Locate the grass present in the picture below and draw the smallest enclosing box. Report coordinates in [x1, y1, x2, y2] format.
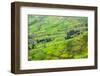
[28, 15, 88, 61]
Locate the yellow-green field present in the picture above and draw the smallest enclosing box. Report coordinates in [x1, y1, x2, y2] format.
[28, 15, 88, 61]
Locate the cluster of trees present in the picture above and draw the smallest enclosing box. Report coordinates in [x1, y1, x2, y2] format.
[28, 15, 88, 60]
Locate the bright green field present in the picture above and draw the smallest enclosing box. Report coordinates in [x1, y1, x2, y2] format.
[28, 15, 88, 61]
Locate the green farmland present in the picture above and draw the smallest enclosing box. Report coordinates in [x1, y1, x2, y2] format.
[28, 15, 88, 60]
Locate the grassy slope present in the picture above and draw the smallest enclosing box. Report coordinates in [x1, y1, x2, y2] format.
[28, 15, 88, 60]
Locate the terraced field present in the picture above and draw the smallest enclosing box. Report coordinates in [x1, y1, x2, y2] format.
[28, 15, 88, 60]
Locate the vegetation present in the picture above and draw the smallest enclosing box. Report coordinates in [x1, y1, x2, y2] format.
[28, 15, 88, 60]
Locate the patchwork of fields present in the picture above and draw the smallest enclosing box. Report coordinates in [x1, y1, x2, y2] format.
[28, 15, 88, 60]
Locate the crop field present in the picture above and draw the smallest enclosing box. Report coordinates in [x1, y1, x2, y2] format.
[28, 15, 88, 61]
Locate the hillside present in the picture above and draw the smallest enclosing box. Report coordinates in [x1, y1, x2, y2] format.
[28, 15, 88, 60]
